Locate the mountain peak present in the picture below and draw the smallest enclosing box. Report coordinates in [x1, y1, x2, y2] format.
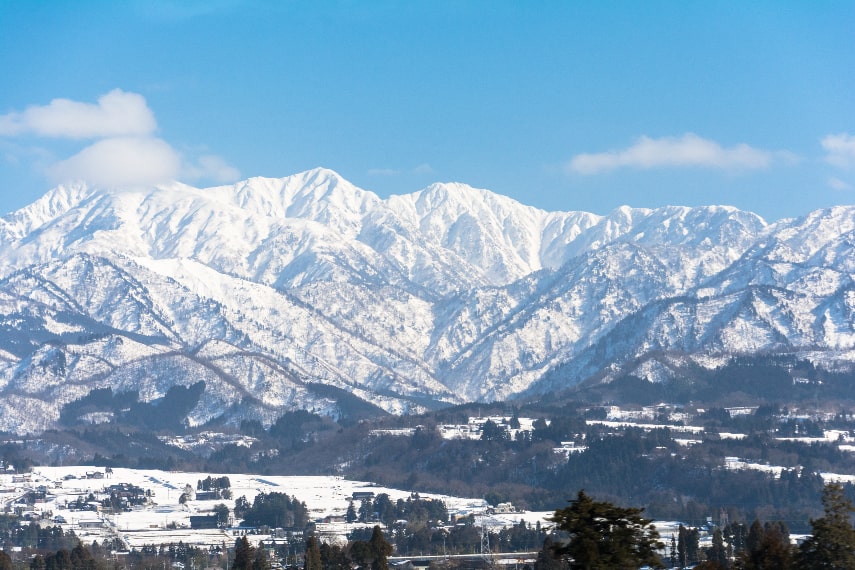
[2, 169, 855, 433]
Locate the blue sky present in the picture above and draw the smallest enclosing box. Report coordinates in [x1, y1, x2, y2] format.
[1, 1, 854, 221]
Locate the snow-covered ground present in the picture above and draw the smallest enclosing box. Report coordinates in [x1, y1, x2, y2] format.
[2, 466, 552, 549]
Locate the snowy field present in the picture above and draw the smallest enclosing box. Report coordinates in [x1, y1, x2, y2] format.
[1, 466, 553, 549]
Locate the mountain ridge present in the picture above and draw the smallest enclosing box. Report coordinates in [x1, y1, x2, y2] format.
[0, 168, 853, 434]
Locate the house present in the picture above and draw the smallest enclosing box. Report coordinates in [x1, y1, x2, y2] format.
[190, 515, 220, 529]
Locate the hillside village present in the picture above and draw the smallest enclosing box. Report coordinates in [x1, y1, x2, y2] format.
[0, 465, 545, 567]
[2, 403, 855, 568]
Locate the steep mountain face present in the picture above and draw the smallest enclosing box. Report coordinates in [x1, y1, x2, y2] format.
[0, 168, 853, 433]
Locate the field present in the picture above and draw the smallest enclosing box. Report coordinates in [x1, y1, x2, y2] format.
[2, 466, 552, 550]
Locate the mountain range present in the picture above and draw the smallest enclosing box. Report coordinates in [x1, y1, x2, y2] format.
[1, 168, 854, 434]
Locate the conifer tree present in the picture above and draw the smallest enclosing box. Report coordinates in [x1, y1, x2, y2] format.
[304, 535, 322, 570]
[548, 490, 664, 569]
[742, 522, 791, 570]
[678, 525, 688, 568]
[232, 536, 255, 570]
[320, 542, 349, 570]
[706, 528, 728, 568]
[252, 546, 270, 570]
[796, 482, 855, 569]
[368, 526, 393, 570]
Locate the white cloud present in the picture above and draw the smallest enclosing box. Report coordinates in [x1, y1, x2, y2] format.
[822, 133, 855, 169]
[567, 133, 773, 175]
[368, 168, 400, 176]
[368, 164, 434, 177]
[1, 89, 241, 188]
[829, 177, 853, 191]
[48, 137, 181, 187]
[183, 154, 241, 184]
[0, 89, 157, 139]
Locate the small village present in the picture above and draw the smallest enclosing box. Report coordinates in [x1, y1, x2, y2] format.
[2, 405, 854, 569]
[0, 463, 554, 569]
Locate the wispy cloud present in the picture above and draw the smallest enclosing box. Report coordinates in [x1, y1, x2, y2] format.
[0, 89, 156, 139]
[567, 133, 776, 175]
[822, 133, 855, 169]
[368, 168, 400, 176]
[0, 90, 239, 188]
[828, 177, 852, 191]
[368, 164, 434, 177]
[183, 154, 241, 184]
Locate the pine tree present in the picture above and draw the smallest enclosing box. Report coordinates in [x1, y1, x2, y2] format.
[358, 499, 374, 523]
[252, 546, 271, 570]
[304, 535, 322, 570]
[533, 537, 565, 570]
[706, 528, 728, 568]
[796, 482, 855, 569]
[678, 525, 688, 568]
[686, 527, 701, 566]
[745, 523, 791, 570]
[232, 536, 255, 570]
[319, 542, 349, 570]
[745, 519, 765, 562]
[368, 526, 393, 570]
[548, 490, 664, 569]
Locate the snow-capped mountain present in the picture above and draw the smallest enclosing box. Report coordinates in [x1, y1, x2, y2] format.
[1, 168, 853, 433]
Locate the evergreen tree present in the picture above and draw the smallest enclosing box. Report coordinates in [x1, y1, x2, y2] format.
[235, 496, 251, 519]
[252, 546, 270, 570]
[70, 543, 95, 570]
[373, 494, 396, 527]
[480, 419, 508, 441]
[44, 549, 71, 570]
[707, 528, 728, 569]
[724, 522, 747, 559]
[0, 551, 11, 570]
[686, 527, 701, 566]
[358, 498, 374, 523]
[348, 540, 373, 570]
[796, 483, 855, 569]
[346, 502, 358, 524]
[304, 535, 322, 570]
[745, 519, 765, 561]
[214, 503, 231, 528]
[548, 490, 664, 569]
[368, 526, 393, 570]
[678, 525, 688, 568]
[533, 537, 565, 570]
[741, 522, 791, 570]
[319, 542, 349, 570]
[232, 536, 255, 570]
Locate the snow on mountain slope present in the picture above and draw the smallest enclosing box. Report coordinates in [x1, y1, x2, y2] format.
[1, 168, 854, 433]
